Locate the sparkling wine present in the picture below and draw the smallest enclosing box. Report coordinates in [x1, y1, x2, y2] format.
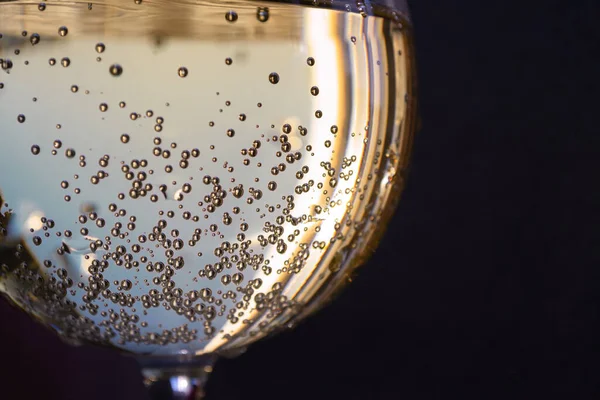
[0, 0, 416, 357]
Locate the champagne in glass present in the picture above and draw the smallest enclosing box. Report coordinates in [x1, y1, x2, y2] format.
[0, 0, 416, 398]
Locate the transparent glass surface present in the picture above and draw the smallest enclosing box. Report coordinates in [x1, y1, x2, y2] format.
[0, 1, 416, 398]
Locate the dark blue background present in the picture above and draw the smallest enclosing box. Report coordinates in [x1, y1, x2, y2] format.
[1, 0, 598, 398]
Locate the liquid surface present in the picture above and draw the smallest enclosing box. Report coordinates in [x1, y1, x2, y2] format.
[0, 0, 415, 357]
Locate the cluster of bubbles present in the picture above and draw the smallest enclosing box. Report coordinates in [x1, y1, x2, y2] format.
[0, 0, 410, 355]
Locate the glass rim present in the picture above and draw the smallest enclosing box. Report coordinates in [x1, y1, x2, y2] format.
[259, 0, 411, 21]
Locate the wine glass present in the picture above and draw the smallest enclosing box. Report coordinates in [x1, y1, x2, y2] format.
[0, 0, 417, 398]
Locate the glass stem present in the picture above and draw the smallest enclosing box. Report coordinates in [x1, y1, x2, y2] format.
[140, 355, 218, 400]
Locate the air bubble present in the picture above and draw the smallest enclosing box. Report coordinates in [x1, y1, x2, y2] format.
[61, 57, 71, 67]
[1, 59, 13, 70]
[269, 72, 280, 84]
[99, 103, 108, 112]
[30, 33, 41, 46]
[95, 43, 105, 53]
[121, 134, 130, 143]
[307, 57, 315, 66]
[109, 64, 123, 77]
[31, 145, 40, 155]
[17, 114, 26, 123]
[178, 67, 188, 77]
[310, 86, 320, 96]
[256, 7, 270, 22]
[58, 26, 68, 37]
[225, 10, 238, 22]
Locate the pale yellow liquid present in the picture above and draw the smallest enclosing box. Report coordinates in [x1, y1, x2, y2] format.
[0, 0, 416, 357]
